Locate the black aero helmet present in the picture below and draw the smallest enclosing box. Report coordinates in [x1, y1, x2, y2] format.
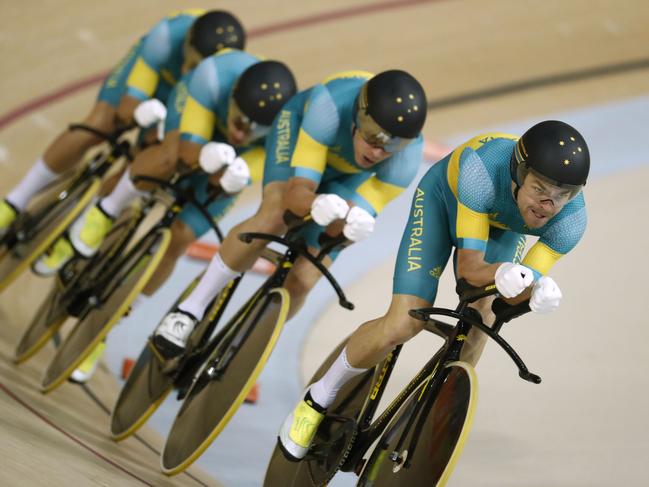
[188, 10, 246, 56]
[511, 120, 590, 194]
[232, 61, 297, 126]
[355, 70, 427, 152]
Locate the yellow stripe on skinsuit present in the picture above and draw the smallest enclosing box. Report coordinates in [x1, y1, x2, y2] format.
[290, 128, 328, 173]
[180, 96, 216, 142]
[321, 70, 374, 84]
[447, 132, 519, 197]
[325, 152, 360, 174]
[126, 59, 160, 97]
[522, 241, 562, 276]
[456, 203, 490, 241]
[356, 177, 403, 213]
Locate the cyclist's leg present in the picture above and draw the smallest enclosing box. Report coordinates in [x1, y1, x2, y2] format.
[33, 129, 176, 276]
[176, 181, 288, 320]
[0, 42, 142, 234]
[282, 252, 332, 319]
[3, 40, 140, 217]
[142, 220, 196, 295]
[0, 101, 118, 234]
[42, 101, 118, 174]
[143, 170, 238, 295]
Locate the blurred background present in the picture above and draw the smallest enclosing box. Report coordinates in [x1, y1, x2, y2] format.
[1, 1, 648, 486]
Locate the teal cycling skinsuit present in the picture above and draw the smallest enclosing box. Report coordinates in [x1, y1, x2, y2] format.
[393, 132, 587, 303]
[170, 49, 266, 238]
[263, 71, 424, 256]
[98, 9, 207, 108]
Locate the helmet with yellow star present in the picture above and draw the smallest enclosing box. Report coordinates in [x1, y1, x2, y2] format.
[229, 60, 297, 141]
[187, 10, 246, 57]
[354, 69, 427, 152]
[511, 120, 590, 198]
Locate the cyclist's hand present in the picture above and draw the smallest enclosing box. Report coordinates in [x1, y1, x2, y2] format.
[199, 142, 236, 174]
[134, 99, 167, 141]
[134, 99, 167, 127]
[495, 262, 533, 298]
[220, 157, 250, 194]
[310, 194, 349, 226]
[343, 206, 375, 242]
[530, 276, 562, 313]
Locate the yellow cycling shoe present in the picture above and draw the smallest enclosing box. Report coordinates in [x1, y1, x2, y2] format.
[69, 341, 106, 384]
[32, 237, 75, 276]
[278, 389, 326, 461]
[69, 203, 114, 257]
[0, 199, 18, 236]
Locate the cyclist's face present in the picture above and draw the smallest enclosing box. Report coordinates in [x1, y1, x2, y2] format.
[226, 98, 270, 146]
[352, 127, 391, 168]
[516, 173, 572, 228]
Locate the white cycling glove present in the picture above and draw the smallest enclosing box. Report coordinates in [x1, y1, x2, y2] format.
[529, 276, 562, 313]
[310, 194, 350, 226]
[199, 142, 237, 174]
[134, 99, 167, 141]
[220, 157, 250, 194]
[343, 206, 375, 242]
[494, 262, 534, 298]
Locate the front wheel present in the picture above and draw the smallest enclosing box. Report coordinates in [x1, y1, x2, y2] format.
[357, 361, 477, 487]
[109, 276, 238, 441]
[161, 287, 290, 476]
[40, 227, 171, 393]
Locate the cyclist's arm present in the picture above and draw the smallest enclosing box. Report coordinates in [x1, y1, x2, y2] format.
[456, 248, 501, 286]
[284, 177, 319, 217]
[177, 60, 221, 164]
[118, 20, 173, 124]
[287, 84, 339, 205]
[178, 140, 201, 169]
[454, 146, 518, 288]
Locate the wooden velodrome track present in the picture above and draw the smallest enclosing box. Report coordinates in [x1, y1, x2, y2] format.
[1, 1, 648, 486]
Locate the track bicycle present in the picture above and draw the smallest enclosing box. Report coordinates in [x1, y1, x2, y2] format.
[158, 216, 355, 476]
[263, 280, 539, 486]
[13, 169, 226, 392]
[0, 123, 135, 293]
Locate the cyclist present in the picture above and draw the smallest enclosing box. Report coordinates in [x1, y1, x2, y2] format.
[0, 9, 245, 237]
[151, 69, 429, 359]
[64, 53, 298, 383]
[277, 120, 589, 460]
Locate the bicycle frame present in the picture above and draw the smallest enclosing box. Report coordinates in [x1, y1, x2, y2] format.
[336, 310, 469, 472]
[62, 170, 227, 321]
[336, 284, 538, 474]
[193, 225, 353, 384]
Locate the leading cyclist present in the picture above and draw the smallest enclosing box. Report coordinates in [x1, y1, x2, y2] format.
[278, 120, 589, 460]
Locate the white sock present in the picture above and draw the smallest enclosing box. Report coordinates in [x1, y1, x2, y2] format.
[99, 169, 145, 218]
[309, 347, 367, 409]
[178, 253, 239, 320]
[7, 158, 60, 210]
